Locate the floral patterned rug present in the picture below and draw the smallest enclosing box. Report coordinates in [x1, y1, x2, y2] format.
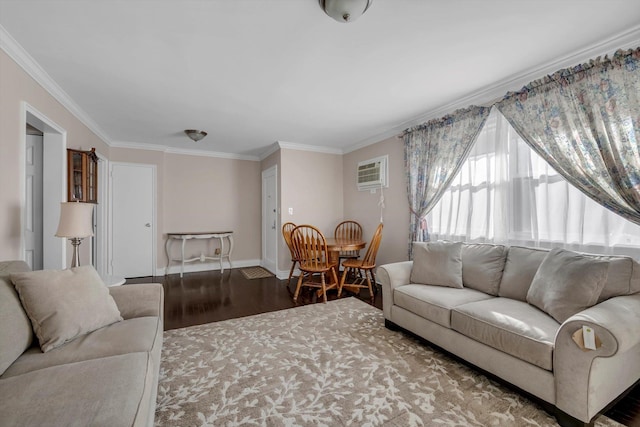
[155, 298, 621, 427]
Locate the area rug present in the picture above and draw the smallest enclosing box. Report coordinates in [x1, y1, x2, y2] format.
[155, 298, 622, 427]
[240, 266, 275, 279]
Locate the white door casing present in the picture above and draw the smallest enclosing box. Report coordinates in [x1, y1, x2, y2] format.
[93, 152, 109, 276]
[24, 134, 43, 270]
[22, 103, 66, 270]
[261, 165, 278, 274]
[109, 162, 156, 278]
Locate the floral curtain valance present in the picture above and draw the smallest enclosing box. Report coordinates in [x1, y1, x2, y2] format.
[404, 105, 491, 256]
[496, 47, 640, 225]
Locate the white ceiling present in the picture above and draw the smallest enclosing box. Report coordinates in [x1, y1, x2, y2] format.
[2, 1, 640, 159]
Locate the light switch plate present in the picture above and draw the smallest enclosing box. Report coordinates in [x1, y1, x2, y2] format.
[583, 325, 596, 350]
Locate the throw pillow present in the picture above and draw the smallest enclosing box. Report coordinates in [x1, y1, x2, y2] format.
[410, 241, 463, 288]
[11, 265, 122, 352]
[526, 248, 608, 323]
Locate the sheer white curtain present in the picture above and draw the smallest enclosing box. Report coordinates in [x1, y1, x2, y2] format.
[428, 108, 640, 257]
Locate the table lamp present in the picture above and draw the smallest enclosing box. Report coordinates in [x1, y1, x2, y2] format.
[55, 202, 95, 268]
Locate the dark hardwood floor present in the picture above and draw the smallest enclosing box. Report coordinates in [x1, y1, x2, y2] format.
[127, 268, 640, 427]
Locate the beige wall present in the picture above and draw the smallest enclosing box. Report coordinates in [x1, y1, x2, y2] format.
[163, 153, 261, 266]
[279, 148, 344, 272]
[342, 136, 409, 267]
[0, 50, 109, 261]
[1, 46, 406, 275]
[110, 148, 262, 270]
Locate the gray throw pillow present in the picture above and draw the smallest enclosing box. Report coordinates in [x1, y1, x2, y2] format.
[11, 265, 122, 352]
[410, 241, 463, 288]
[526, 248, 608, 323]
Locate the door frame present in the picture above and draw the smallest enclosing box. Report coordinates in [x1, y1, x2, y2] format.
[21, 102, 67, 269]
[261, 165, 278, 274]
[108, 161, 157, 277]
[93, 151, 109, 276]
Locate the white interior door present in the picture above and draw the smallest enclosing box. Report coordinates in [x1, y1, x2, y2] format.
[24, 133, 43, 270]
[110, 162, 155, 278]
[261, 166, 278, 274]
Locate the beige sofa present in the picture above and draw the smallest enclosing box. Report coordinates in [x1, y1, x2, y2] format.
[378, 242, 640, 427]
[0, 260, 164, 427]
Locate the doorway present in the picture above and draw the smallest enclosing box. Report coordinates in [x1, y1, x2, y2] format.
[261, 165, 278, 274]
[23, 104, 66, 270]
[24, 126, 43, 270]
[109, 162, 156, 278]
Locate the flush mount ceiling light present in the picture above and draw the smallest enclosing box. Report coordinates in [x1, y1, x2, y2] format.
[184, 129, 207, 142]
[320, 0, 372, 23]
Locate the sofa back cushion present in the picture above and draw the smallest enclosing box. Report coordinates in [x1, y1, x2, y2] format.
[0, 261, 34, 375]
[590, 255, 640, 302]
[461, 243, 507, 296]
[527, 248, 609, 323]
[498, 246, 549, 302]
[499, 245, 640, 303]
[410, 241, 463, 288]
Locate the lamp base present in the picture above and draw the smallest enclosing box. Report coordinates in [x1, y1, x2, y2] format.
[69, 237, 84, 268]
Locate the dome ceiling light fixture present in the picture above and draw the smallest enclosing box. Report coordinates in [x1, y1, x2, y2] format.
[320, 0, 373, 23]
[184, 129, 208, 142]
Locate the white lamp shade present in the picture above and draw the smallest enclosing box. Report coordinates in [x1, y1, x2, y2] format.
[55, 202, 95, 238]
[323, 0, 372, 22]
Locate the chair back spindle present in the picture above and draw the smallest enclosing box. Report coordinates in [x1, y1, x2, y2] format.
[334, 220, 363, 261]
[282, 222, 298, 286]
[290, 225, 337, 303]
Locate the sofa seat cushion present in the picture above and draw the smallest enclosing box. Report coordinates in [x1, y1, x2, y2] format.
[451, 298, 560, 371]
[0, 353, 153, 427]
[2, 316, 162, 378]
[394, 284, 494, 328]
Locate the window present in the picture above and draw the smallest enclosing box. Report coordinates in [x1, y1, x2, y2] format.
[428, 109, 640, 257]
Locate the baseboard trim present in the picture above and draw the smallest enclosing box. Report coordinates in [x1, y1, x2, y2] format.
[156, 259, 262, 277]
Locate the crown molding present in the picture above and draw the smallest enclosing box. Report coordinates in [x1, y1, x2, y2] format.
[0, 24, 113, 145]
[343, 24, 640, 154]
[276, 141, 343, 155]
[110, 140, 260, 161]
[5, 21, 639, 159]
[258, 142, 281, 160]
[165, 146, 259, 161]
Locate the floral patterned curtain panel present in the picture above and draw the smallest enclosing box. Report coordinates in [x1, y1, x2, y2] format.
[497, 47, 640, 225]
[404, 105, 490, 255]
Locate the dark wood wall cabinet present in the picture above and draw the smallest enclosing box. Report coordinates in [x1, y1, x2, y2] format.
[67, 148, 98, 203]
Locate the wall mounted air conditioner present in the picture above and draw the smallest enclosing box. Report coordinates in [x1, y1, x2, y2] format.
[357, 155, 388, 191]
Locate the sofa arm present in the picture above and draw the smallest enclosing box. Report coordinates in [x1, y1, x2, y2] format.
[377, 261, 413, 319]
[109, 283, 164, 320]
[554, 293, 640, 422]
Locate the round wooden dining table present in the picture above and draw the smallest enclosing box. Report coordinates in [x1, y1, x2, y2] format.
[325, 237, 366, 269]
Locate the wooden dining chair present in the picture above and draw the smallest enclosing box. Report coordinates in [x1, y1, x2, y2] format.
[338, 223, 383, 302]
[334, 220, 363, 265]
[282, 222, 298, 286]
[291, 225, 338, 303]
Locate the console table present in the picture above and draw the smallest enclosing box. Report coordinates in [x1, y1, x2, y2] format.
[165, 231, 234, 277]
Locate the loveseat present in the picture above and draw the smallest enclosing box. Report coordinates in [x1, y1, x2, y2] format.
[0, 260, 164, 427]
[378, 242, 640, 427]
